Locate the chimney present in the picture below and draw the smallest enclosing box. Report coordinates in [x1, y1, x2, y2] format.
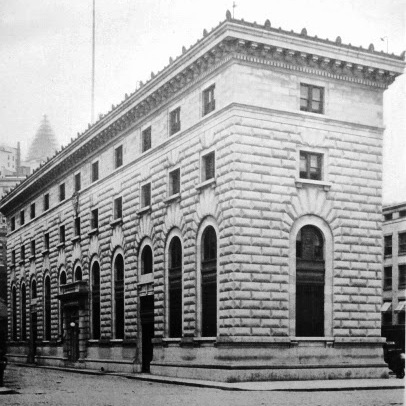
[16, 142, 21, 175]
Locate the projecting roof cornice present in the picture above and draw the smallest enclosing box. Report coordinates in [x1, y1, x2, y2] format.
[1, 13, 405, 214]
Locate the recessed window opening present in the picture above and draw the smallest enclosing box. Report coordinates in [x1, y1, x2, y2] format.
[168, 237, 182, 338]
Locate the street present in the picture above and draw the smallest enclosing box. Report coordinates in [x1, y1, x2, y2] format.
[0, 364, 404, 406]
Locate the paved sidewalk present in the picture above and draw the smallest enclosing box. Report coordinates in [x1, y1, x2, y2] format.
[4, 363, 403, 392]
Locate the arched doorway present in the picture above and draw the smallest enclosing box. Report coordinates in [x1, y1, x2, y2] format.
[295, 225, 325, 337]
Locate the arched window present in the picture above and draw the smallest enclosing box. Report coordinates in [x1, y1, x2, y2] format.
[12, 285, 17, 340]
[201, 226, 217, 337]
[44, 275, 51, 340]
[91, 261, 101, 339]
[21, 283, 27, 341]
[296, 225, 325, 337]
[59, 270, 67, 337]
[141, 245, 153, 275]
[168, 237, 182, 338]
[114, 254, 124, 339]
[75, 266, 82, 281]
[31, 278, 37, 299]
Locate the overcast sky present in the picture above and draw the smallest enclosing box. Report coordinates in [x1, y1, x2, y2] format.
[0, 0, 405, 204]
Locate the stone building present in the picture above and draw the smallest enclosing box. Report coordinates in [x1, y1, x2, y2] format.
[382, 202, 406, 348]
[0, 13, 404, 382]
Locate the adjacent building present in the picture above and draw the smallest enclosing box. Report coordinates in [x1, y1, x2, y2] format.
[382, 202, 406, 349]
[1, 13, 404, 382]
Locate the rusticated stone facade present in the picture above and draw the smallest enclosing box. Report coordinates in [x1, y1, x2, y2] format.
[1, 14, 404, 381]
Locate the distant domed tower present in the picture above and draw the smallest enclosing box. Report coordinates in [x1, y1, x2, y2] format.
[26, 115, 59, 170]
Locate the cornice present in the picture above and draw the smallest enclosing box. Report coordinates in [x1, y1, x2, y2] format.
[1, 14, 404, 215]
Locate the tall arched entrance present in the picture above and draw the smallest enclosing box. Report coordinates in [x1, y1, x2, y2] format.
[295, 225, 325, 337]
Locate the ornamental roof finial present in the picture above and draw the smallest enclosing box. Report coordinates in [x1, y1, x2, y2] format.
[264, 19, 271, 30]
[226, 10, 232, 21]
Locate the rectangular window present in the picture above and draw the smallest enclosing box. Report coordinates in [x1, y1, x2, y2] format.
[20, 210, 25, 226]
[399, 265, 406, 290]
[300, 151, 322, 181]
[384, 235, 392, 256]
[59, 183, 65, 201]
[21, 245, 25, 261]
[203, 85, 216, 115]
[11, 216, 15, 231]
[169, 168, 180, 196]
[141, 183, 151, 208]
[31, 240, 36, 257]
[74, 217, 81, 236]
[92, 161, 99, 182]
[300, 83, 324, 114]
[59, 225, 65, 244]
[44, 233, 50, 251]
[382, 307, 392, 326]
[114, 197, 123, 220]
[383, 266, 392, 291]
[169, 107, 181, 135]
[115, 145, 123, 169]
[399, 210, 406, 218]
[30, 203, 36, 219]
[43, 193, 50, 211]
[11, 249, 16, 265]
[399, 232, 406, 254]
[384, 213, 393, 221]
[202, 151, 215, 181]
[74, 173, 81, 192]
[142, 127, 152, 153]
[91, 208, 99, 229]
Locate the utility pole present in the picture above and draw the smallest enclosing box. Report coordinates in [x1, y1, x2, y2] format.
[91, 0, 96, 123]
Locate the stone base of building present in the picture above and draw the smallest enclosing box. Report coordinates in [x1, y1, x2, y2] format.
[150, 336, 389, 382]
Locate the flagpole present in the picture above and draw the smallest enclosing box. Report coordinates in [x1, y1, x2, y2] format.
[91, 0, 96, 123]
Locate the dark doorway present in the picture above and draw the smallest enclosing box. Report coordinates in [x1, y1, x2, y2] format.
[296, 225, 325, 337]
[66, 308, 79, 363]
[140, 295, 154, 372]
[28, 311, 37, 363]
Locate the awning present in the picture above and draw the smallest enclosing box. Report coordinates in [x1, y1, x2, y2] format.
[395, 301, 405, 313]
[381, 302, 392, 312]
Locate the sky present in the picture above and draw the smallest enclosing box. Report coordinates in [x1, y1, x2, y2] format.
[0, 0, 405, 204]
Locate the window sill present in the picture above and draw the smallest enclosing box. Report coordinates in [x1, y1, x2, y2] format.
[195, 178, 216, 192]
[110, 218, 123, 228]
[42, 250, 49, 256]
[10, 264, 16, 270]
[71, 236, 81, 244]
[57, 242, 65, 250]
[29, 255, 36, 261]
[138, 273, 153, 285]
[137, 206, 151, 216]
[295, 178, 331, 191]
[19, 260, 25, 266]
[164, 193, 181, 205]
[88, 228, 99, 236]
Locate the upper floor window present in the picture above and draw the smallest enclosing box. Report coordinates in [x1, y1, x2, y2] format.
[202, 151, 215, 182]
[141, 245, 153, 275]
[30, 203, 36, 219]
[399, 232, 406, 255]
[399, 210, 406, 218]
[11, 216, 15, 231]
[142, 127, 151, 153]
[383, 266, 392, 291]
[384, 213, 393, 221]
[399, 265, 406, 290]
[11, 249, 16, 266]
[169, 107, 181, 135]
[296, 225, 324, 260]
[59, 183, 66, 201]
[74, 173, 81, 192]
[141, 183, 151, 208]
[114, 197, 123, 220]
[20, 210, 25, 226]
[300, 151, 322, 181]
[300, 83, 324, 114]
[44, 233, 50, 251]
[169, 168, 180, 196]
[43, 193, 50, 211]
[74, 217, 81, 237]
[92, 161, 99, 182]
[21, 244, 25, 261]
[115, 145, 123, 169]
[59, 225, 66, 244]
[91, 208, 99, 230]
[203, 85, 215, 116]
[30, 240, 36, 257]
[384, 235, 392, 257]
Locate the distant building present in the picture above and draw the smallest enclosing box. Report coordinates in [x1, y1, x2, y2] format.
[382, 202, 406, 349]
[0, 14, 405, 382]
[25, 115, 59, 172]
